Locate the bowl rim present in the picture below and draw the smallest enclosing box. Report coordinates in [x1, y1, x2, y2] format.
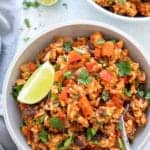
[2, 20, 150, 150]
[87, 0, 150, 22]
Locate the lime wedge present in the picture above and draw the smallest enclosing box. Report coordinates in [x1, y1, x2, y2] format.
[37, 0, 58, 6]
[18, 61, 54, 104]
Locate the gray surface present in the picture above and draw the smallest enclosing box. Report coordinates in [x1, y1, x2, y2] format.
[0, 0, 150, 149]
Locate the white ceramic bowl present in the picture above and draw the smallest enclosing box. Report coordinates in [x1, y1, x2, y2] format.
[87, 0, 150, 22]
[2, 21, 150, 150]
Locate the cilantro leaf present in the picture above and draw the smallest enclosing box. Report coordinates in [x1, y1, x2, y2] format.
[116, 61, 131, 77]
[78, 69, 92, 85]
[63, 42, 72, 52]
[39, 128, 49, 143]
[64, 71, 72, 79]
[86, 128, 97, 140]
[145, 89, 150, 100]
[23, 37, 30, 42]
[96, 39, 105, 45]
[36, 115, 46, 125]
[58, 134, 74, 150]
[24, 18, 31, 28]
[49, 117, 64, 129]
[101, 90, 109, 101]
[12, 85, 23, 99]
[137, 88, 144, 97]
[23, 0, 40, 9]
[124, 87, 131, 97]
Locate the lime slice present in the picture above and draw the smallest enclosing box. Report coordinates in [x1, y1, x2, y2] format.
[37, 0, 58, 6]
[18, 61, 54, 104]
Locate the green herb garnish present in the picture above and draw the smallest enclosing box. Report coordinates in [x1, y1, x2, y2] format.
[24, 18, 31, 28]
[124, 87, 131, 97]
[51, 94, 58, 101]
[39, 128, 49, 143]
[49, 117, 64, 129]
[63, 42, 72, 52]
[86, 128, 97, 140]
[145, 89, 150, 100]
[23, 0, 40, 9]
[78, 69, 92, 85]
[63, 55, 67, 62]
[110, 39, 116, 43]
[96, 39, 105, 45]
[137, 88, 144, 97]
[23, 37, 30, 42]
[36, 115, 46, 125]
[58, 134, 74, 150]
[55, 63, 60, 71]
[57, 82, 62, 93]
[101, 90, 109, 101]
[12, 85, 23, 98]
[116, 61, 131, 77]
[73, 47, 85, 54]
[64, 71, 72, 79]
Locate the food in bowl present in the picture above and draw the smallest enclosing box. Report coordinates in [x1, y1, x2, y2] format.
[94, 0, 150, 17]
[12, 32, 150, 150]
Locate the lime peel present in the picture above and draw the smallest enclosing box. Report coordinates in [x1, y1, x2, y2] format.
[18, 61, 54, 104]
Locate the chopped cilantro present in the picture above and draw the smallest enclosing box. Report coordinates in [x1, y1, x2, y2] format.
[63, 55, 67, 62]
[110, 39, 116, 43]
[137, 88, 144, 97]
[23, 37, 30, 42]
[101, 90, 109, 101]
[78, 69, 92, 85]
[36, 115, 46, 125]
[63, 42, 72, 52]
[57, 82, 62, 93]
[145, 89, 150, 100]
[23, 0, 40, 9]
[86, 128, 97, 140]
[116, 61, 131, 77]
[39, 128, 49, 143]
[96, 39, 105, 45]
[49, 117, 64, 129]
[124, 86, 131, 97]
[55, 63, 60, 71]
[58, 134, 74, 150]
[64, 71, 72, 79]
[12, 85, 23, 99]
[24, 18, 31, 28]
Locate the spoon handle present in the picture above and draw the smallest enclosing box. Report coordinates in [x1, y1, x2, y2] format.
[120, 116, 131, 150]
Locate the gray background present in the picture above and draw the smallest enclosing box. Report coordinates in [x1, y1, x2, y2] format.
[0, 0, 150, 149]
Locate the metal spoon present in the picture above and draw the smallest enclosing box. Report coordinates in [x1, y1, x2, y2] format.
[119, 104, 131, 150]
[0, 13, 11, 53]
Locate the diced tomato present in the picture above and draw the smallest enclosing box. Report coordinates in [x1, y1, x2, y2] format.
[68, 51, 82, 64]
[111, 95, 123, 108]
[59, 87, 69, 102]
[94, 48, 101, 58]
[101, 42, 114, 57]
[78, 97, 94, 117]
[28, 63, 37, 72]
[100, 70, 113, 82]
[85, 62, 96, 72]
